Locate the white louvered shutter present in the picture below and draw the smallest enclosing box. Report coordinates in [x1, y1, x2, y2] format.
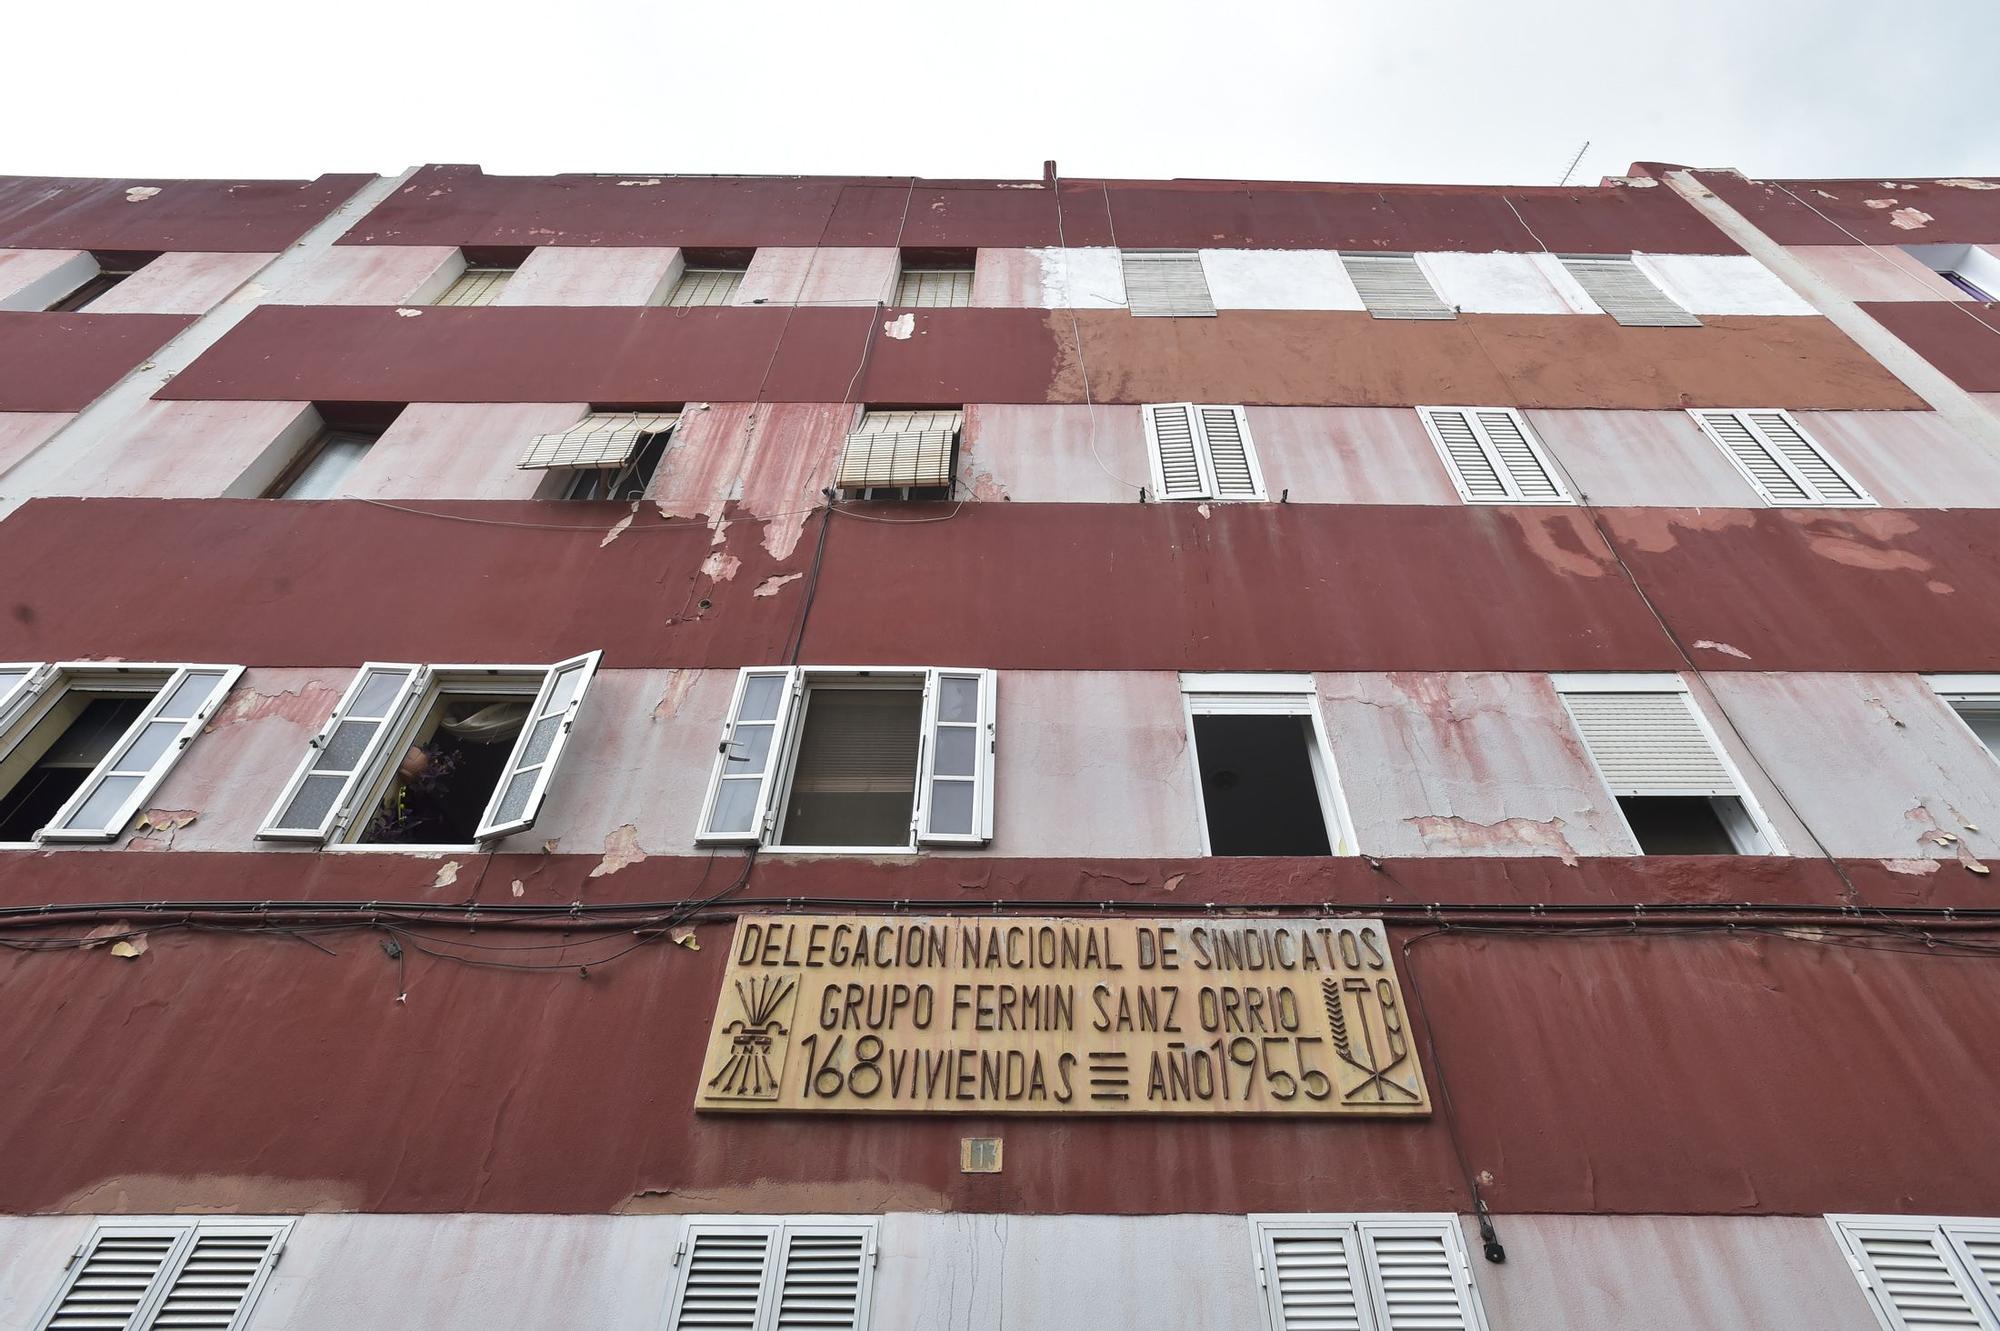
[698, 668, 801, 845]
[145, 1225, 286, 1331]
[1946, 1227, 2000, 1324]
[435, 267, 512, 307]
[1121, 249, 1215, 317]
[670, 268, 747, 307]
[1341, 254, 1454, 319]
[476, 651, 601, 840]
[1197, 405, 1265, 499]
[1145, 403, 1212, 499]
[1690, 409, 1873, 507]
[918, 668, 995, 845]
[38, 1226, 187, 1331]
[1562, 689, 1736, 797]
[41, 666, 243, 843]
[770, 1227, 873, 1331]
[1559, 255, 1699, 326]
[259, 663, 425, 842]
[670, 1227, 778, 1331]
[0, 662, 49, 734]
[1258, 1223, 1371, 1331]
[1839, 1223, 2000, 1331]
[1418, 408, 1570, 504]
[1355, 1223, 1485, 1331]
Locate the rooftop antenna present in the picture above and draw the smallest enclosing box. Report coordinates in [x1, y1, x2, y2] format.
[1557, 140, 1590, 188]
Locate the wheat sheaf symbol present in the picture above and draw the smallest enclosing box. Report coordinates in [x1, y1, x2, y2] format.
[1323, 976, 1420, 1103]
[706, 974, 796, 1098]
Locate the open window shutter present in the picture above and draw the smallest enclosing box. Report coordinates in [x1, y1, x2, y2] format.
[1121, 250, 1215, 317]
[476, 650, 601, 840]
[1257, 1222, 1372, 1331]
[1145, 404, 1213, 500]
[1839, 1222, 2000, 1331]
[41, 666, 243, 843]
[144, 1224, 287, 1331]
[1470, 409, 1566, 501]
[36, 1226, 190, 1331]
[1559, 255, 1699, 326]
[1743, 411, 1869, 504]
[918, 668, 995, 845]
[0, 662, 49, 734]
[519, 413, 678, 471]
[1561, 689, 1736, 796]
[1418, 409, 1508, 502]
[668, 1226, 779, 1331]
[698, 668, 800, 844]
[259, 663, 425, 842]
[770, 1226, 873, 1331]
[1354, 1222, 1485, 1331]
[1945, 1227, 2000, 1322]
[1342, 254, 1453, 319]
[1196, 406, 1265, 500]
[837, 411, 962, 491]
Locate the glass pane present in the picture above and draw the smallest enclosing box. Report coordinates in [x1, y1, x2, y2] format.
[158, 671, 225, 719]
[724, 722, 773, 774]
[61, 774, 143, 831]
[517, 714, 562, 769]
[281, 773, 345, 830]
[117, 719, 184, 773]
[739, 674, 785, 723]
[929, 779, 975, 835]
[709, 778, 759, 835]
[541, 665, 586, 717]
[934, 726, 977, 778]
[0, 670, 26, 696]
[939, 675, 980, 724]
[313, 718, 380, 771]
[493, 770, 538, 827]
[352, 670, 409, 717]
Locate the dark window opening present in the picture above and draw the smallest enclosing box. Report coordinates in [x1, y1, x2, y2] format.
[1193, 714, 1332, 856]
[0, 696, 146, 840]
[561, 428, 673, 501]
[265, 426, 383, 499]
[1618, 795, 1750, 854]
[46, 251, 159, 311]
[778, 687, 922, 847]
[361, 693, 528, 844]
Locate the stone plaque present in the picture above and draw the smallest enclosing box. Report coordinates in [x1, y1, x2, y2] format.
[696, 915, 1429, 1116]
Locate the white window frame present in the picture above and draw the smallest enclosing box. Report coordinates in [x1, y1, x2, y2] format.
[1416, 406, 1573, 505]
[1828, 1214, 2000, 1331]
[1143, 403, 1268, 501]
[1181, 673, 1355, 857]
[663, 1216, 878, 1331]
[1250, 1213, 1491, 1331]
[695, 666, 997, 853]
[1688, 408, 1876, 508]
[1925, 674, 2000, 770]
[1551, 672, 1783, 855]
[281, 656, 600, 850]
[0, 662, 241, 846]
[30, 1217, 294, 1331]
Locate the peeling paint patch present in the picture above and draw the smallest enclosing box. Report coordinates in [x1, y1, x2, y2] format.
[1938, 179, 2000, 190]
[1881, 858, 1942, 876]
[1927, 579, 1956, 595]
[883, 313, 915, 340]
[753, 572, 803, 597]
[124, 186, 160, 203]
[1890, 208, 1934, 231]
[1692, 639, 1752, 660]
[130, 809, 198, 850]
[1508, 511, 1610, 579]
[599, 512, 634, 547]
[651, 670, 697, 723]
[432, 861, 461, 889]
[589, 824, 647, 878]
[210, 679, 342, 730]
[1864, 199, 1898, 210]
[394, 307, 423, 318]
[617, 179, 663, 187]
[1408, 814, 1580, 864]
[510, 879, 525, 897]
[699, 551, 741, 582]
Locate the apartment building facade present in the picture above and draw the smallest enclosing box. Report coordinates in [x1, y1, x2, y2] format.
[0, 161, 1998, 1330]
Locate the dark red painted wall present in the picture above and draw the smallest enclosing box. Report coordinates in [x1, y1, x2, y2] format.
[155, 306, 1917, 410]
[0, 174, 370, 252]
[0, 312, 194, 411]
[337, 165, 1741, 253]
[1859, 301, 2000, 391]
[1698, 170, 2000, 246]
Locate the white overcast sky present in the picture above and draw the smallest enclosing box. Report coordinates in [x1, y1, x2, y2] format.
[7, 0, 1997, 185]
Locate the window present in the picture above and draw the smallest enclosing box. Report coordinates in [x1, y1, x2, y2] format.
[518, 409, 679, 501]
[1143, 403, 1266, 501]
[1941, 271, 1996, 302]
[263, 424, 382, 499]
[1927, 676, 2000, 765]
[1554, 674, 1776, 854]
[1121, 249, 1216, 317]
[664, 1219, 877, 1331]
[1251, 1214, 1491, 1331]
[668, 250, 753, 307]
[1341, 253, 1454, 320]
[1688, 409, 1874, 507]
[895, 250, 975, 307]
[45, 254, 155, 312]
[1828, 1215, 2000, 1331]
[0, 663, 240, 844]
[1417, 406, 1571, 504]
[30, 1219, 291, 1331]
[259, 654, 599, 846]
[434, 254, 520, 306]
[1903, 243, 2000, 304]
[1183, 675, 1349, 857]
[698, 667, 995, 850]
[1558, 254, 1700, 326]
[835, 409, 963, 498]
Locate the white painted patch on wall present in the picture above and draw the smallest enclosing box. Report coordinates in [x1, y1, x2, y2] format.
[883, 312, 915, 339]
[1029, 247, 1126, 308]
[1196, 248, 1361, 310]
[123, 186, 160, 203]
[1423, 253, 1592, 314]
[1636, 254, 1819, 315]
